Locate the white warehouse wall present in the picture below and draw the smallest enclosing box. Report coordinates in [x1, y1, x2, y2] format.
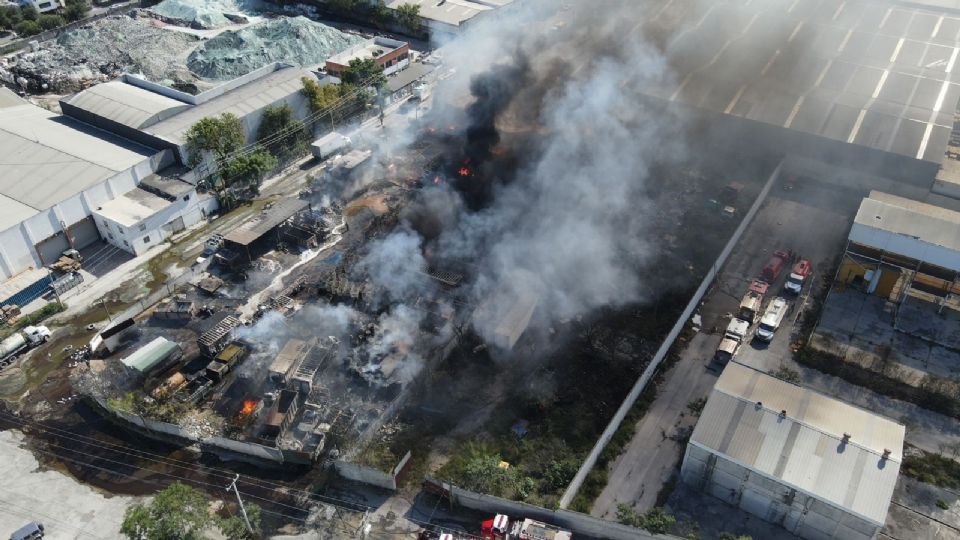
[0, 151, 174, 280]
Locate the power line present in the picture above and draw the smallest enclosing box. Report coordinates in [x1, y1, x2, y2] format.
[2, 414, 482, 538]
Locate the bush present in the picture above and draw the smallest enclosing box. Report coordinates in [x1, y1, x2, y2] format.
[937, 499, 950, 510]
[13, 19, 40, 36]
[616, 505, 676, 534]
[37, 14, 64, 30]
[902, 451, 960, 489]
[63, 0, 90, 22]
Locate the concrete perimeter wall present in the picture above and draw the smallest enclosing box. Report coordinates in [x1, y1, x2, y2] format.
[559, 161, 784, 508]
[425, 478, 678, 540]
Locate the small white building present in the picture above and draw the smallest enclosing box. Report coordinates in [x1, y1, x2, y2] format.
[682, 363, 904, 540]
[92, 173, 216, 256]
[19, 0, 64, 13]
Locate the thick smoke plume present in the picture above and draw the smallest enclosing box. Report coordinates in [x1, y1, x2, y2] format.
[355, 0, 688, 352]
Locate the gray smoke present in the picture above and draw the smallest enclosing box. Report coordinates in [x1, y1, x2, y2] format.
[354, 0, 688, 351]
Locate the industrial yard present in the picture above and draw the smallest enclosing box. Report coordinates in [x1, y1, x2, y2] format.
[4, 0, 960, 539]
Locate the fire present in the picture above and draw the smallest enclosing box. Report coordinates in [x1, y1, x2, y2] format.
[434, 175, 442, 184]
[448, 124, 457, 131]
[239, 399, 257, 417]
[387, 163, 396, 169]
[458, 166, 472, 177]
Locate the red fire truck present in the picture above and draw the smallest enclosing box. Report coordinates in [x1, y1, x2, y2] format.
[480, 514, 573, 540]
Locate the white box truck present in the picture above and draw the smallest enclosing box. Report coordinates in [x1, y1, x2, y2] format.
[311, 132, 351, 161]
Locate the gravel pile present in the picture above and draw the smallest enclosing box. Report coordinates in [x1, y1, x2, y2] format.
[150, 0, 254, 30]
[0, 12, 200, 93]
[187, 16, 364, 80]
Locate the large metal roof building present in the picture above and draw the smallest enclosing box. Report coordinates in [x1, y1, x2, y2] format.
[682, 362, 904, 540]
[0, 91, 170, 279]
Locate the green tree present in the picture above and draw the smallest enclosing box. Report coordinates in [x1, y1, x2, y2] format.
[341, 57, 387, 89]
[458, 453, 515, 497]
[63, 0, 90, 22]
[222, 148, 277, 188]
[220, 504, 261, 539]
[19, 5, 38, 21]
[369, 2, 392, 28]
[121, 482, 213, 540]
[395, 2, 420, 32]
[616, 505, 676, 535]
[302, 77, 368, 126]
[13, 19, 40, 36]
[256, 103, 306, 161]
[184, 113, 245, 167]
[327, 0, 360, 16]
[37, 13, 64, 30]
[0, 5, 23, 30]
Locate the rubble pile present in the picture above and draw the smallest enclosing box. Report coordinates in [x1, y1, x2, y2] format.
[0, 12, 200, 93]
[150, 0, 255, 30]
[186, 16, 364, 80]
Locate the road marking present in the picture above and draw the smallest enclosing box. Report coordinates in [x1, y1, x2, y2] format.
[890, 37, 904, 63]
[948, 47, 959, 73]
[761, 50, 780, 76]
[917, 122, 935, 159]
[814, 59, 834, 87]
[838, 29, 853, 53]
[784, 95, 805, 128]
[833, 1, 845, 21]
[847, 108, 867, 143]
[788, 21, 804, 43]
[725, 85, 747, 114]
[933, 15, 944, 38]
[670, 73, 693, 101]
[653, 0, 677, 21]
[872, 69, 889, 99]
[879, 8, 892, 29]
[935, 79, 951, 111]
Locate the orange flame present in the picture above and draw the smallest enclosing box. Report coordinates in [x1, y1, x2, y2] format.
[458, 167, 471, 177]
[434, 175, 442, 184]
[240, 399, 257, 417]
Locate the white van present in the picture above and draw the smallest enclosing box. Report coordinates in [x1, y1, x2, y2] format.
[756, 297, 789, 342]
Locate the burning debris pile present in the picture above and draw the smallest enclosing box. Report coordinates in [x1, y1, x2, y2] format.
[186, 16, 365, 80]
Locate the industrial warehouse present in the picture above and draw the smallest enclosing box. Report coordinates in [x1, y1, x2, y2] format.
[3, 0, 960, 539]
[682, 363, 904, 540]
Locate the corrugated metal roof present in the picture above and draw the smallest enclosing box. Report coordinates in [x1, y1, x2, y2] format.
[386, 0, 493, 26]
[224, 199, 309, 246]
[692, 363, 904, 526]
[0, 102, 155, 232]
[145, 67, 313, 144]
[121, 336, 180, 373]
[387, 63, 435, 93]
[853, 191, 960, 254]
[62, 81, 191, 129]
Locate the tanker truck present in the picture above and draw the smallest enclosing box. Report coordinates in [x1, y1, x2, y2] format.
[0, 325, 51, 365]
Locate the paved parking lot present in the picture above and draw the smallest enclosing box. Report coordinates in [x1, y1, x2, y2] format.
[593, 162, 960, 536]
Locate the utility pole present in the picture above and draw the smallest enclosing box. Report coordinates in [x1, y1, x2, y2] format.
[226, 474, 254, 535]
[99, 298, 112, 321]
